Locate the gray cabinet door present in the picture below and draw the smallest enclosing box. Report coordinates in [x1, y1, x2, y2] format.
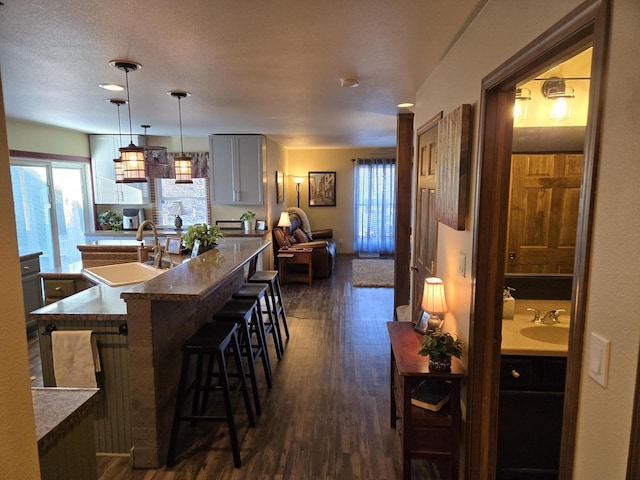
[209, 134, 265, 205]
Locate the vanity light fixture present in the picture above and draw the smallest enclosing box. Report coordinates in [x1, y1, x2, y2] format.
[421, 277, 449, 331]
[541, 77, 574, 121]
[107, 98, 127, 183]
[293, 177, 304, 208]
[277, 211, 292, 249]
[168, 90, 193, 184]
[514, 87, 531, 123]
[110, 60, 147, 183]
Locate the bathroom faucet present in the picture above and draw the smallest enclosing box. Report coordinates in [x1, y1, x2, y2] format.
[136, 220, 163, 268]
[528, 308, 565, 324]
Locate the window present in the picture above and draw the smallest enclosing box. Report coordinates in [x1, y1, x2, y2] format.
[353, 158, 396, 254]
[11, 158, 92, 271]
[155, 178, 210, 227]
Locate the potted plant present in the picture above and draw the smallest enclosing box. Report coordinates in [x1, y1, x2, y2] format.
[97, 210, 123, 231]
[181, 223, 224, 253]
[240, 211, 256, 232]
[418, 330, 464, 372]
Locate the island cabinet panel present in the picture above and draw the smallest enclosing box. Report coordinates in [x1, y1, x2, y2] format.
[209, 134, 265, 204]
[387, 321, 464, 480]
[21, 253, 43, 335]
[38, 317, 132, 454]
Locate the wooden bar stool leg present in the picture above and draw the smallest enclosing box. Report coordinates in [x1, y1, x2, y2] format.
[167, 351, 192, 467]
[273, 275, 290, 341]
[229, 330, 256, 428]
[216, 349, 242, 468]
[250, 303, 272, 388]
[234, 318, 262, 416]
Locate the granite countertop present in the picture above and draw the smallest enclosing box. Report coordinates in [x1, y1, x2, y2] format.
[19, 251, 43, 261]
[29, 237, 269, 320]
[501, 300, 572, 357]
[32, 387, 99, 455]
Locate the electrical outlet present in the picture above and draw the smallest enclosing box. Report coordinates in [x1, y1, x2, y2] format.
[458, 252, 466, 277]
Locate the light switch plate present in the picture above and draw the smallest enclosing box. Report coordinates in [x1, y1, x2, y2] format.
[458, 252, 466, 277]
[589, 331, 610, 387]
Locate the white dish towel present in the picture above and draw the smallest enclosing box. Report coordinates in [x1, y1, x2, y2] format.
[51, 330, 102, 388]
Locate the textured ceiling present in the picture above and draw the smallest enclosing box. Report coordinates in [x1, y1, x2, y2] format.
[0, 0, 486, 148]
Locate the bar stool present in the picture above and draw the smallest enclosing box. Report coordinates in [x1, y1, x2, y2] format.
[248, 270, 290, 347]
[213, 299, 272, 416]
[233, 283, 283, 360]
[166, 321, 254, 468]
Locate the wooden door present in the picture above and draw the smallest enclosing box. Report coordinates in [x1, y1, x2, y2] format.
[411, 114, 441, 319]
[506, 153, 582, 273]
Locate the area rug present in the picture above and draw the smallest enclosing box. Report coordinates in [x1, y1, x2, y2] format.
[352, 259, 394, 287]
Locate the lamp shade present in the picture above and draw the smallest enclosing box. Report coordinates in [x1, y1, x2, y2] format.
[120, 144, 147, 182]
[421, 277, 448, 314]
[113, 158, 124, 183]
[277, 211, 291, 228]
[293, 177, 304, 185]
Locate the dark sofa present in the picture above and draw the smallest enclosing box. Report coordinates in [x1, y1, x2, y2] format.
[272, 213, 336, 278]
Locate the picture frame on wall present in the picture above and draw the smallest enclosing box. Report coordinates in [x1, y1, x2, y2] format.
[308, 171, 336, 207]
[276, 171, 284, 204]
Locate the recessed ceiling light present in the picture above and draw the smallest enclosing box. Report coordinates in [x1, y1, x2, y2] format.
[99, 83, 125, 92]
[397, 102, 414, 108]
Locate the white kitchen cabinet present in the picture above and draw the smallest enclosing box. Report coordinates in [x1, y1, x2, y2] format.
[90, 135, 150, 204]
[209, 134, 266, 205]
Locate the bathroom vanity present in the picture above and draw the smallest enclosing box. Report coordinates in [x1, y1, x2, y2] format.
[497, 302, 570, 479]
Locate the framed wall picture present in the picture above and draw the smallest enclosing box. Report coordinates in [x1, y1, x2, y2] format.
[276, 171, 284, 204]
[308, 171, 336, 207]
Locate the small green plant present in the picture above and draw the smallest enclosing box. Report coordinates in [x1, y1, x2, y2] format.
[239, 211, 256, 221]
[418, 330, 464, 361]
[181, 223, 224, 250]
[97, 210, 123, 231]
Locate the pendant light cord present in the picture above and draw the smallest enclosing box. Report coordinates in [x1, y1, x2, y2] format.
[124, 67, 134, 144]
[178, 96, 184, 155]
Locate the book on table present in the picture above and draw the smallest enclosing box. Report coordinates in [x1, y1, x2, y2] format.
[411, 380, 451, 412]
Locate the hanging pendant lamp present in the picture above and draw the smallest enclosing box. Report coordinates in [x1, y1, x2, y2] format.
[109, 60, 147, 183]
[168, 90, 193, 184]
[107, 98, 127, 183]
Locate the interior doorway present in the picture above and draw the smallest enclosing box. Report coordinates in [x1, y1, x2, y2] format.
[466, 1, 610, 478]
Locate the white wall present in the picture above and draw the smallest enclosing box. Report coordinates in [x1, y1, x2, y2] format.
[0, 75, 42, 478]
[414, 0, 640, 476]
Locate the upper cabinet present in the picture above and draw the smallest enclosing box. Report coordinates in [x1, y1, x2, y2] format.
[209, 134, 266, 205]
[90, 135, 150, 204]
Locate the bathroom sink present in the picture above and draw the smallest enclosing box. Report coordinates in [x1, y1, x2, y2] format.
[519, 325, 570, 345]
[82, 262, 166, 287]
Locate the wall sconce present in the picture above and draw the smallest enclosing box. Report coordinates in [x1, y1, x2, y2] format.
[541, 77, 574, 121]
[293, 177, 304, 208]
[168, 90, 193, 184]
[514, 87, 531, 123]
[421, 277, 449, 331]
[110, 60, 147, 183]
[277, 211, 292, 249]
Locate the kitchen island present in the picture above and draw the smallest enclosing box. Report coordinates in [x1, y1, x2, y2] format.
[31, 237, 269, 468]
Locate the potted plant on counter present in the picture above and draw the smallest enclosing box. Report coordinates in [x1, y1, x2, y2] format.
[98, 210, 123, 231]
[418, 330, 464, 372]
[181, 223, 224, 254]
[240, 211, 256, 232]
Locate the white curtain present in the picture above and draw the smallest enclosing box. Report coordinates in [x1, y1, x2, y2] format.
[353, 158, 396, 254]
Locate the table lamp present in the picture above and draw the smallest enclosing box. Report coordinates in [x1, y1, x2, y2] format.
[421, 277, 449, 331]
[170, 201, 184, 230]
[278, 211, 292, 249]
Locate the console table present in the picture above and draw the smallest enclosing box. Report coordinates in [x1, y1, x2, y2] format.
[387, 321, 464, 479]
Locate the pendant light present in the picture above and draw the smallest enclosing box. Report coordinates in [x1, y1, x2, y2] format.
[107, 98, 127, 183]
[109, 60, 147, 182]
[168, 90, 193, 184]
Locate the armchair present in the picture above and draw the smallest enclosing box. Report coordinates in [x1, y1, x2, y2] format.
[272, 211, 336, 277]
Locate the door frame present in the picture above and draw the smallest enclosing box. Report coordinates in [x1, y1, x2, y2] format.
[466, 0, 610, 477]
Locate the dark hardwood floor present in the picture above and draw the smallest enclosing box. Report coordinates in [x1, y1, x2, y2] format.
[29, 255, 443, 479]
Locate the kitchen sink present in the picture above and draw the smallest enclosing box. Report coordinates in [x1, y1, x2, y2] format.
[519, 325, 570, 345]
[82, 262, 166, 287]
